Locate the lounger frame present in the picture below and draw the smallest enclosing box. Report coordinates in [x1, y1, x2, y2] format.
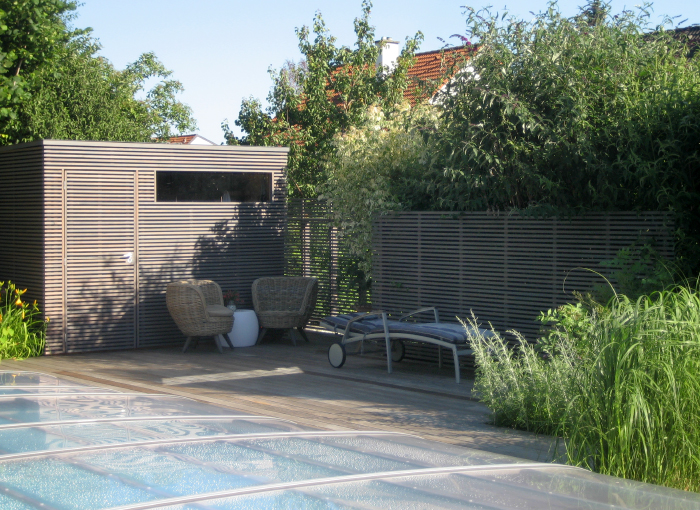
[320, 307, 474, 383]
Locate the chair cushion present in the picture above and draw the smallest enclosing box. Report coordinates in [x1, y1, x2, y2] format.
[206, 305, 234, 318]
[321, 313, 495, 345]
[322, 313, 384, 334]
[398, 322, 495, 344]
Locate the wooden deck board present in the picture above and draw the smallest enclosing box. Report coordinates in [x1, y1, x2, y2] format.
[1, 331, 557, 462]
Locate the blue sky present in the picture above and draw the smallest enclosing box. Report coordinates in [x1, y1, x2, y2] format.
[78, 1, 699, 144]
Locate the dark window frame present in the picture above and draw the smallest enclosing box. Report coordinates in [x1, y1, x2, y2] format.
[156, 171, 272, 203]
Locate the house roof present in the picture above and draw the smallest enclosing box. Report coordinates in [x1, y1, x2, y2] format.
[166, 134, 217, 145]
[670, 25, 700, 58]
[404, 45, 477, 106]
[322, 45, 477, 108]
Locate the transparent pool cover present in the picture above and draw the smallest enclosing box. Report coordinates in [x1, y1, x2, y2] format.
[1, 371, 699, 509]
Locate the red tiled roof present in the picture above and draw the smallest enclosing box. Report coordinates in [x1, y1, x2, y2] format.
[670, 25, 700, 58]
[404, 45, 477, 105]
[166, 135, 197, 144]
[276, 45, 477, 127]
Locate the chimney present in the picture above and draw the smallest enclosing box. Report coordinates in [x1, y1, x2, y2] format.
[375, 37, 400, 74]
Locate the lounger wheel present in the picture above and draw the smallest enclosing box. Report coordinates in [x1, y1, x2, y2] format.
[328, 343, 346, 368]
[391, 339, 405, 362]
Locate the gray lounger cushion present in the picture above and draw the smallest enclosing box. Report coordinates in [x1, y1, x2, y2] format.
[322, 313, 493, 345]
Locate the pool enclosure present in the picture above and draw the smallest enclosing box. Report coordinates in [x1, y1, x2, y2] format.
[0, 140, 289, 354]
[0, 370, 699, 509]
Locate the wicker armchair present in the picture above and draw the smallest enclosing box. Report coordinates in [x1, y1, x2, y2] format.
[252, 277, 318, 345]
[166, 279, 234, 353]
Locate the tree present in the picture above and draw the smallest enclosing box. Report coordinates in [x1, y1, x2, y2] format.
[225, 1, 422, 197]
[0, 0, 79, 141]
[0, 0, 195, 144]
[319, 104, 436, 277]
[418, 1, 700, 273]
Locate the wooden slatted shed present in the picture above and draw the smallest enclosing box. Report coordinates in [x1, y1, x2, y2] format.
[0, 140, 289, 354]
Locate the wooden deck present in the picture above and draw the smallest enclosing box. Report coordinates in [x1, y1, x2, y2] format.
[2, 331, 557, 463]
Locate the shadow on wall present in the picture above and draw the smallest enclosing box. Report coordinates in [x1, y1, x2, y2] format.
[64, 196, 286, 352]
[65, 249, 197, 352]
[192, 202, 286, 310]
[139, 247, 195, 349]
[65, 256, 139, 353]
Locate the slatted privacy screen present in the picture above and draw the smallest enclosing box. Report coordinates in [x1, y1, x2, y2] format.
[0, 140, 288, 354]
[373, 212, 674, 360]
[285, 200, 369, 322]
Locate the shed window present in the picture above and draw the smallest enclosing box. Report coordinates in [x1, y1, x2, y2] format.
[156, 171, 272, 202]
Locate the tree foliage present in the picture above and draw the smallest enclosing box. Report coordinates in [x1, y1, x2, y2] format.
[0, 0, 77, 141]
[0, 0, 195, 144]
[319, 104, 436, 276]
[226, 1, 422, 197]
[414, 1, 700, 273]
[317, 1, 700, 277]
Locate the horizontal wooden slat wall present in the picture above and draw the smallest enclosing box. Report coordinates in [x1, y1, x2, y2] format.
[136, 146, 287, 348]
[37, 140, 288, 353]
[373, 211, 674, 365]
[63, 168, 136, 352]
[0, 145, 45, 322]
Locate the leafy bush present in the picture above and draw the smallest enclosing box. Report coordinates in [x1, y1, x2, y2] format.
[0, 281, 46, 361]
[417, 1, 700, 275]
[595, 243, 679, 302]
[470, 283, 700, 491]
[319, 104, 436, 277]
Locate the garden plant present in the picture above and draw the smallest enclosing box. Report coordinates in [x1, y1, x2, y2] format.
[313, 1, 700, 278]
[0, 281, 46, 361]
[469, 280, 700, 492]
[0, 0, 196, 145]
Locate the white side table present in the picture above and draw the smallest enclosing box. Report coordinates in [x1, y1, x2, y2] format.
[226, 309, 259, 348]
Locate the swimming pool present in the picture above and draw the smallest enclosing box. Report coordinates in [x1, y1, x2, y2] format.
[0, 370, 698, 509]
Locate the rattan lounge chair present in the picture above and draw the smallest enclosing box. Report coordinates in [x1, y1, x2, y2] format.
[320, 307, 496, 383]
[166, 279, 234, 353]
[252, 276, 318, 345]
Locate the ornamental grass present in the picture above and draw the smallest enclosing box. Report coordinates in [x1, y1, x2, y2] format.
[469, 282, 700, 492]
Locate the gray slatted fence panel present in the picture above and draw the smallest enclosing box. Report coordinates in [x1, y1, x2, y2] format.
[373, 211, 674, 366]
[285, 200, 368, 322]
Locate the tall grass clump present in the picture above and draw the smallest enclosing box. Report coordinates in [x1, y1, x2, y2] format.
[470, 283, 700, 492]
[0, 281, 46, 361]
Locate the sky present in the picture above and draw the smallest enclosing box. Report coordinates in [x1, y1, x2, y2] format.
[78, 0, 699, 144]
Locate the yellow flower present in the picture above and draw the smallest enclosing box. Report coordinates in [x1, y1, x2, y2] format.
[21, 311, 25, 319]
[0, 312, 3, 323]
[45, 316, 50, 323]
[15, 298, 22, 307]
[33, 300, 37, 306]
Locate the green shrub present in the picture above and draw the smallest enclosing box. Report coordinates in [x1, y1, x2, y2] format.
[319, 104, 436, 278]
[470, 282, 700, 492]
[595, 243, 679, 302]
[418, 1, 700, 275]
[0, 281, 46, 361]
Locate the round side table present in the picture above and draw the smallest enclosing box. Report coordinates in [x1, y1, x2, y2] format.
[227, 309, 259, 347]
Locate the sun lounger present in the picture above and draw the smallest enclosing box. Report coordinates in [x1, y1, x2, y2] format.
[319, 307, 495, 383]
